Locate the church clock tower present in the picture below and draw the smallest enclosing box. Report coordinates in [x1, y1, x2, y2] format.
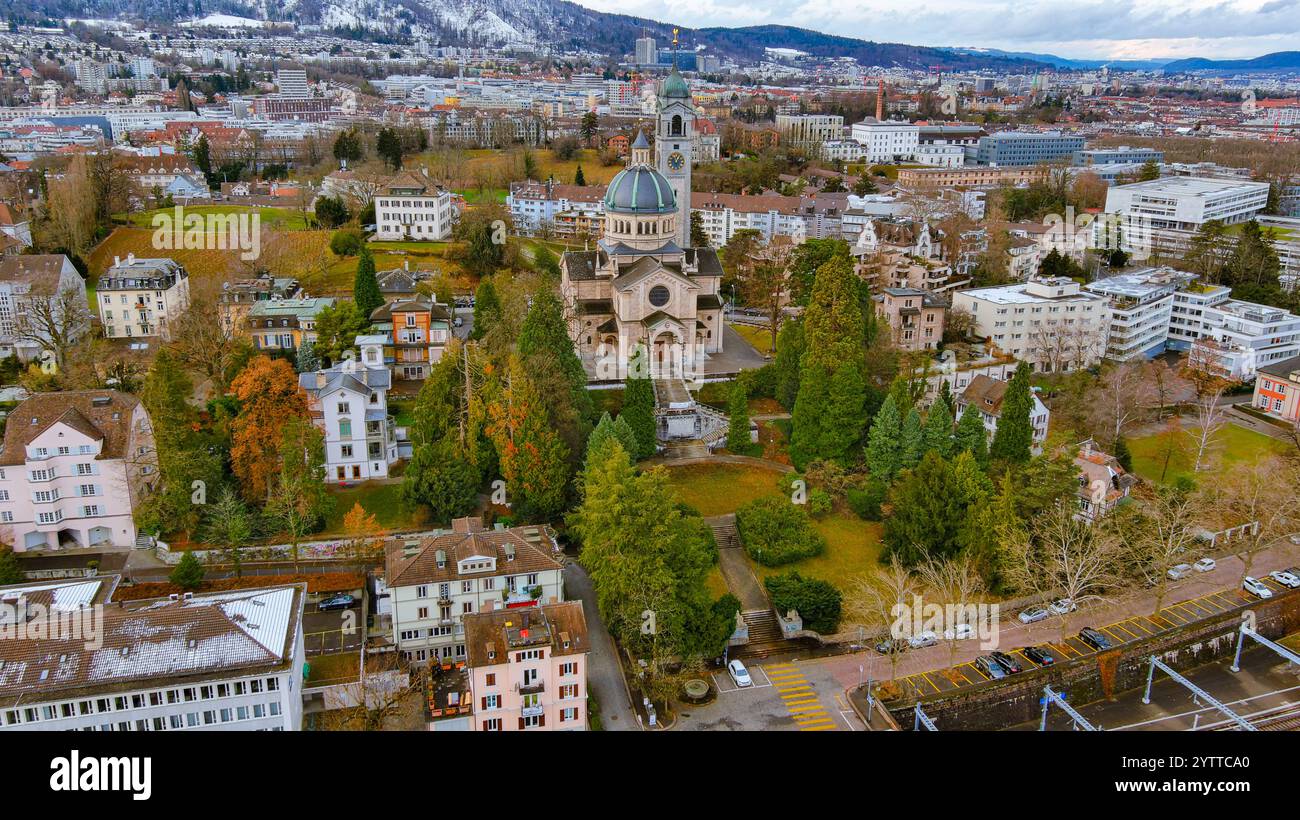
[655, 34, 695, 249]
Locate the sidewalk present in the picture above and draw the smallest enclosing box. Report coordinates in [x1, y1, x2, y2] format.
[562, 562, 639, 731]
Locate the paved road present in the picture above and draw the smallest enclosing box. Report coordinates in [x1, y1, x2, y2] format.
[563, 562, 638, 731]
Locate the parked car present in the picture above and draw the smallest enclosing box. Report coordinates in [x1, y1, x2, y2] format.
[1287, 566, 1300, 579]
[874, 638, 907, 655]
[990, 651, 1022, 674]
[943, 623, 976, 641]
[1021, 646, 1056, 667]
[1078, 627, 1112, 650]
[728, 659, 752, 688]
[1018, 607, 1049, 624]
[1194, 558, 1217, 573]
[453, 316, 464, 327]
[317, 593, 356, 612]
[1049, 598, 1078, 615]
[1268, 570, 1300, 589]
[1167, 563, 1194, 580]
[907, 631, 939, 649]
[974, 655, 1007, 680]
[1243, 576, 1274, 599]
[1289, 534, 1300, 546]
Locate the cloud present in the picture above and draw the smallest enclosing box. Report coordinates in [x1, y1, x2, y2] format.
[574, 0, 1300, 60]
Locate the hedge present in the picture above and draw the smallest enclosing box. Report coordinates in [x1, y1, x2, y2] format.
[734, 496, 825, 567]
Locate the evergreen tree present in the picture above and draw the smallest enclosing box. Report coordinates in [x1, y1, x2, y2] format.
[0, 546, 22, 585]
[620, 347, 658, 460]
[899, 408, 924, 471]
[883, 452, 967, 565]
[789, 256, 866, 468]
[470, 276, 501, 341]
[937, 380, 953, 415]
[726, 381, 752, 453]
[771, 316, 805, 410]
[922, 396, 954, 458]
[990, 362, 1034, 464]
[586, 413, 639, 467]
[864, 394, 902, 484]
[1112, 434, 1133, 473]
[954, 402, 989, 468]
[194, 134, 212, 186]
[574, 165, 586, 186]
[486, 356, 572, 520]
[295, 342, 319, 374]
[352, 246, 383, 319]
[376, 127, 403, 169]
[400, 433, 481, 523]
[169, 551, 205, 591]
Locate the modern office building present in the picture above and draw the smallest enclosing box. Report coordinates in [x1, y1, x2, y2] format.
[1102, 176, 1270, 232]
[775, 114, 845, 153]
[971, 131, 1085, 166]
[1073, 146, 1164, 167]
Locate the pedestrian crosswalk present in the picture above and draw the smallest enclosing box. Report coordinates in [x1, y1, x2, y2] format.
[765, 662, 837, 731]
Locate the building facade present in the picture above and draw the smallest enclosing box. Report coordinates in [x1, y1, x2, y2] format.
[374, 171, 455, 241]
[0, 254, 88, 362]
[97, 255, 191, 341]
[951, 277, 1110, 373]
[1253, 355, 1300, 423]
[298, 338, 398, 482]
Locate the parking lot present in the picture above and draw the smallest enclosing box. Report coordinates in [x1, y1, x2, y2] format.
[303, 599, 364, 656]
[676, 660, 863, 731]
[888, 575, 1294, 702]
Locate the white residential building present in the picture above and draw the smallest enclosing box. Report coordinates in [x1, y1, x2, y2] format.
[849, 119, 920, 163]
[1190, 299, 1300, 381]
[1167, 281, 1233, 350]
[0, 254, 88, 362]
[913, 143, 966, 168]
[298, 338, 399, 483]
[775, 114, 844, 153]
[821, 139, 867, 162]
[384, 517, 565, 665]
[97, 255, 191, 341]
[374, 170, 455, 241]
[1085, 268, 1193, 361]
[954, 374, 1051, 454]
[507, 178, 605, 235]
[0, 578, 306, 732]
[0, 390, 156, 552]
[951, 277, 1110, 373]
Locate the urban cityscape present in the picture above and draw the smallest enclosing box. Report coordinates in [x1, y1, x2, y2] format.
[0, 0, 1298, 783]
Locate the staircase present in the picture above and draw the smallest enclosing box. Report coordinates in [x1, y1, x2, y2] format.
[709, 519, 739, 550]
[735, 610, 788, 659]
[661, 439, 710, 460]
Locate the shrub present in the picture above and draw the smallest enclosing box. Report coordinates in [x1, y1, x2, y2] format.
[168, 551, 205, 591]
[330, 228, 364, 257]
[806, 487, 832, 517]
[846, 479, 887, 521]
[764, 572, 842, 634]
[734, 497, 825, 567]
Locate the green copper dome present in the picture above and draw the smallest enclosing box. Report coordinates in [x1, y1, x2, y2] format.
[604, 165, 676, 214]
[661, 69, 691, 99]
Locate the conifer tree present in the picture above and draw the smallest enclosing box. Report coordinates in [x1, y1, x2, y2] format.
[620, 346, 658, 460]
[990, 362, 1034, 464]
[922, 396, 954, 458]
[726, 381, 752, 453]
[899, 407, 924, 470]
[865, 394, 902, 484]
[352, 246, 383, 319]
[954, 402, 989, 468]
[470, 276, 501, 341]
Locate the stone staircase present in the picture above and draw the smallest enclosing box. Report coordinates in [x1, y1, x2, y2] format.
[709, 519, 739, 550]
[734, 609, 788, 659]
[661, 439, 710, 460]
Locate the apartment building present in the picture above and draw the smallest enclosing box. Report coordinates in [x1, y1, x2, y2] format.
[384, 518, 565, 665]
[1085, 268, 1193, 361]
[690, 191, 845, 247]
[1189, 299, 1300, 381]
[951, 277, 1110, 372]
[0, 390, 156, 553]
[464, 600, 589, 731]
[368, 296, 453, 380]
[0, 254, 88, 362]
[0, 578, 306, 732]
[298, 338, 397, 482]
[507, 178, 606, 236]
[374, 170, 455, 241]
[954, 374, 1051, 453]
[876, 287, 946, 352]
[97, 255, 191, 341]
[849, 118, 920, 163]
[897, 165, 1049, 190]
[247, 297, 335, 352]
[1252, 355, 1300, 423]
[775, 114, 844, 153]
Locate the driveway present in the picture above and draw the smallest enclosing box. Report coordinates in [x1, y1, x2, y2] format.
[563, 562, 639, 730]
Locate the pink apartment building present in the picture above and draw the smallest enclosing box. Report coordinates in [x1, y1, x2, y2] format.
[464, 601, 589, 731]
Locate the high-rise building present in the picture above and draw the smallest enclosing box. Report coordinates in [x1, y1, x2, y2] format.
[275, 69, 310, 99]
[635, 36, 657, 67]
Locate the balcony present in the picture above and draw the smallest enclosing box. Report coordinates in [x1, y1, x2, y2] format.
[517, 681, 545, 696]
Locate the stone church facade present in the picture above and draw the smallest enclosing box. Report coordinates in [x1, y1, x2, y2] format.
[560, 69, 726, 381]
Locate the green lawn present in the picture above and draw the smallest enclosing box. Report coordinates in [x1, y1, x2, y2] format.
[588, 387, 624, 417]
[749, 512, 885, 596]
[322, 482, 429, 533]
[454, 187, 508, 205]
[1128, 421, 1289, 484]
[305, 652, 360, 686]
[662, 462, 786, 516]
[728, 322, 775, 355]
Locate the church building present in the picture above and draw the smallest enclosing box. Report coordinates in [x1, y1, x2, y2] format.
[560, 68, 726, 380]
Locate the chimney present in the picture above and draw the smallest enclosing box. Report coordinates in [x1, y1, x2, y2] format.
[126, 252, 135, 265]
[403, 259, 409, 271]
[114, 255, 121, 266]
[315, 372, 327, 389]
[876, 79, 884, 121]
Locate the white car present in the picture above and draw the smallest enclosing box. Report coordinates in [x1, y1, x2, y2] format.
[1243, 577, 1273, 599]
[727, 659, 752, 688]
[943, 623, 975, 641]
[1193, 558, 1216, 573]
[1049, 598, 1077, 615]
[1268, 570, 1300, 589]
[1167, 563, 1193, 580]
[907, 631, 939, 649]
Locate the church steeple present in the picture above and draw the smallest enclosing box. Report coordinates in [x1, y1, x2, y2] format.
[629, 129, 651, 166]
[654, 39, 695, 249]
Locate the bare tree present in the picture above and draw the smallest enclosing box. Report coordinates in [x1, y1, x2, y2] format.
[12, 279, 92, 370]
[844, 556, 918, 683]
[1201, 455, 1300, 583]
[1186, 383, 1228, 472]
[1091, 360, 1154, 447]
[917, 553, 986, 669]
[1110, 485, 1202, 615]
[169, 284, 251, 397]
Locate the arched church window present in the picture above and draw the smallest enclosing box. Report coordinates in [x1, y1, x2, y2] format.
[671, 115, 682, 136]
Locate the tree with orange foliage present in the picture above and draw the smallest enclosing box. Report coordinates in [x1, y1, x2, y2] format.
[342, 502, 385, 562]
[485, 355, 570, 521]
[230, 355, 309, 503]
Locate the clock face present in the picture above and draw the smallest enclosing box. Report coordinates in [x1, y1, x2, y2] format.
[667, 151, 686, 171]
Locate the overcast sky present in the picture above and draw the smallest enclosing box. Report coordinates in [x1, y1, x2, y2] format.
[574, 0, 1300, 60]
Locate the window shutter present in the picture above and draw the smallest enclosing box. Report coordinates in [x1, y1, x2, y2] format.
[481, 697, 487, 710]
[539, 713, 545, 727]
[518, 717, 525, 730]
